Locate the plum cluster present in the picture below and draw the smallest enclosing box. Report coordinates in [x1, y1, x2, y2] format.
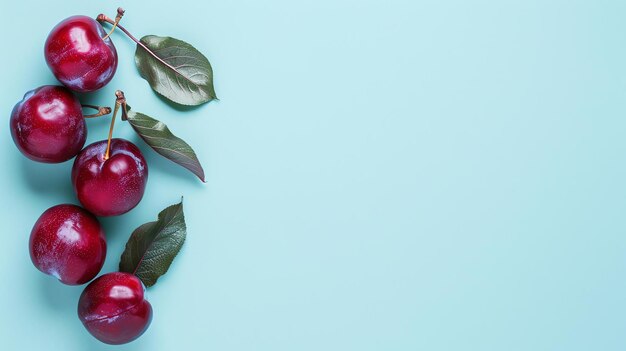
[11, 15, 152, 345]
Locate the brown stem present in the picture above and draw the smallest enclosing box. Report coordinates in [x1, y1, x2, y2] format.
[104, 91, 126, 160]
[104, 104, 118, 161]
[115, 90, 127, 107]
[97, 13, 181, 76]
[82, 104, 112, 118]
[102, 7, 125, 40]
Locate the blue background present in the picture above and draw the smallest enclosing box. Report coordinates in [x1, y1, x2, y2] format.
[1, 0, 626, 350]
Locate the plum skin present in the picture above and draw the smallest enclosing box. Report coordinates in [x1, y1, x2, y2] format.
[10, 85, 86, 163]
[29, 204, 106, 285]
[44, 15, 118, 92]
[78, 272, 153, 344]
[72, 138, 148, 217]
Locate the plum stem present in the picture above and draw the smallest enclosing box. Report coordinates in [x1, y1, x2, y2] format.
[97, 11, 181, 77]
[101, 8, 125, 41]
[104, 105, 118, 161]
[82, 105, 112, 118]
[104, 90, 127, 160]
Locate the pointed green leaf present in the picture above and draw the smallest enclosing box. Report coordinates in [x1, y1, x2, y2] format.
[127, 110, 205, 182]
[119, 200, 186, 287]
[135, 35, 216, 106]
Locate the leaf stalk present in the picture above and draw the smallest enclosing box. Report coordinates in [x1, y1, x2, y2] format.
[97, 12, 181, 76]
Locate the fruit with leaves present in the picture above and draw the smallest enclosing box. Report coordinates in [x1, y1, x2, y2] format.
[10, 85, 87, 163]
[78, 200, 186, 344]
[18, 5, 215, 346]
[72, 138, 148, 217]
[78, 272, 152, 345]
[29, 204, 106, 285]
[96, 10, 217, 106]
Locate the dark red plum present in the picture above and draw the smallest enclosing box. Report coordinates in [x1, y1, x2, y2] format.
[72, 138, 148, 217]
[78, 272, 153, 344]
[29, 204, 106, 285]
[45, 16, 117, 92]
[10, 85, 86, 163]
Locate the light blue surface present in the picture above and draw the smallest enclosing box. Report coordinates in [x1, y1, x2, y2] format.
[1, 0, 626, 350]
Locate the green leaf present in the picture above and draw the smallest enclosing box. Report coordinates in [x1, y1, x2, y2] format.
[127, 110, 206, 182]
[119, 200, 186, 287]
[135, 35, 216, 106]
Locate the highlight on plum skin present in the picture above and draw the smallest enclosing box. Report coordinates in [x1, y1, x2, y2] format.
[78, 272, 153, 345]
[29, 204, 106, 285]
